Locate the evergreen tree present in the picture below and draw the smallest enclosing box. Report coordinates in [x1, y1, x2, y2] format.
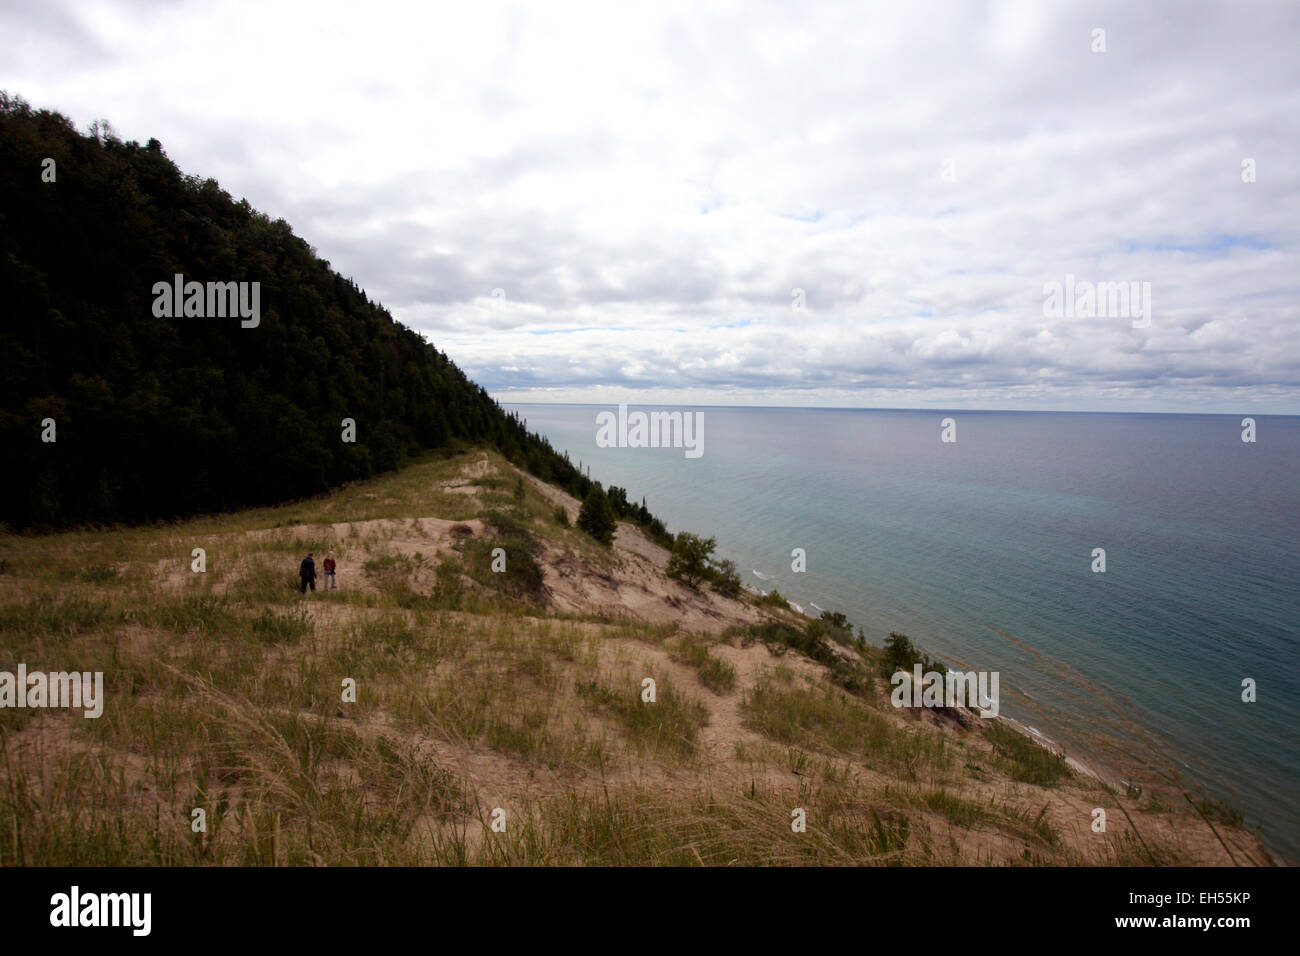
[577, 484, 617, 545]
[0, 92, 676, 536]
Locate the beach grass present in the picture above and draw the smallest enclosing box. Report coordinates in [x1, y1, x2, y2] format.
[0, 447, 1268, 866]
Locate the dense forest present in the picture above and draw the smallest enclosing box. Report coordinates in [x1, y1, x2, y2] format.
[0, 91, 668, 540]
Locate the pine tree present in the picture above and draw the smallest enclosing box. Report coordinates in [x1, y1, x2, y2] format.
[577, 484, 617, 545]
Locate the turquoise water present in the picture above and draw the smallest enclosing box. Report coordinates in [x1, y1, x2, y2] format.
[508, 403, 1300, 862]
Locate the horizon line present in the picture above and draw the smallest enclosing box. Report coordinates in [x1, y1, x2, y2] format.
[494, 400, 1300, 418]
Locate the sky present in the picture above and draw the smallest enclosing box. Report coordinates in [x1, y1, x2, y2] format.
[2, 0, 1298, 413]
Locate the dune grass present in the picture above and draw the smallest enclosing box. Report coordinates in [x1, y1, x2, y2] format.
[0, 447, 1264, 866]
[983, 720, 1071, 788]
[742, 671, 952, 779]
[670, 634, 737, 694]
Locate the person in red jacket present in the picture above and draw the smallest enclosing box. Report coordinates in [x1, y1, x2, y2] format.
[323, 551, 337, 590]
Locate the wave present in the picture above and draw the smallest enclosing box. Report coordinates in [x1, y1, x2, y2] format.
[751, 569, 772, 581]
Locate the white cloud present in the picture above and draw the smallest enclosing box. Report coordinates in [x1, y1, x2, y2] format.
[2, 0, 1297, 411]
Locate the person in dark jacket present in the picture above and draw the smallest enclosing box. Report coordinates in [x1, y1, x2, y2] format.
[300, 553, 317, 594]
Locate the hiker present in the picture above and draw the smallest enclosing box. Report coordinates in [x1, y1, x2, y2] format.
[323, 550, 337, 590]
[299, 553, 316, 594]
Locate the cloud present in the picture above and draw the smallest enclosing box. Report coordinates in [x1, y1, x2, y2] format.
[2, 0, 1297, 411]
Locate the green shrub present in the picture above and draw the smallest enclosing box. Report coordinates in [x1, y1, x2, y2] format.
[745, 620, 868, 695]
[666, 532, 715, 589]
[479, 508, 532, 538]
[461, 517, 545, 600]
[880, 632, 947, 678]
[671, 636, 737, 693]
[711, 558, 743, 598]
[811, 613, 857, 650]
[820, 610, 850, 630]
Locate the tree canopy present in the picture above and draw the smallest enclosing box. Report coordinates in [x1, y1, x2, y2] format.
[0, 91, 669, 538]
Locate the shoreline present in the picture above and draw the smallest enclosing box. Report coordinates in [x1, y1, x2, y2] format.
[734, 557, 1285, 863]
[749, 581, 1106, 782]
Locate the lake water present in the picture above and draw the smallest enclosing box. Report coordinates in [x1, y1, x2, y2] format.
[508, 403, 1300, 862]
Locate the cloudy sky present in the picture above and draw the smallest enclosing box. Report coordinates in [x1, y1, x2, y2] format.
[3, 0, 1298, 412]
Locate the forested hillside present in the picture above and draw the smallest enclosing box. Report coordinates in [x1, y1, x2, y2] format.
[0, 92, 663, 536]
